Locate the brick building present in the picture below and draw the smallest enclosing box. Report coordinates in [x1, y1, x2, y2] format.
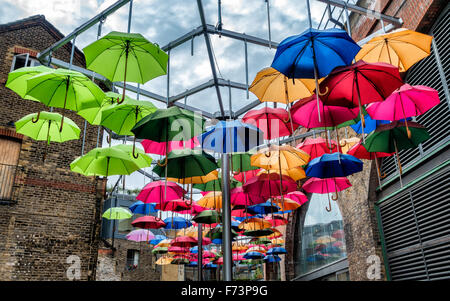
[285, 0, 449, 281]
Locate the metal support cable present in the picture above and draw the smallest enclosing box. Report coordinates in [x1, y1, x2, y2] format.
[127, 0, 133, 33]
[265, 0, 272, 48]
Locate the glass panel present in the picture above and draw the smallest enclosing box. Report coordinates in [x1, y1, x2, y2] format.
[118, 206, 133, 233]
[296, 194, 347, 276]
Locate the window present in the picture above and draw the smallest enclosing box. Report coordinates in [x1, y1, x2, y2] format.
[126, 249, 139, 270]
[0, 135, 21, 202]
[10, 53, 41, 72]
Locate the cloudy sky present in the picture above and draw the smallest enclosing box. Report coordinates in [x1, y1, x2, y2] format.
[1, 0, 352, 191]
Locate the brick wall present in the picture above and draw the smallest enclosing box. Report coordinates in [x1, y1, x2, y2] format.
[0, 16, 104, 280]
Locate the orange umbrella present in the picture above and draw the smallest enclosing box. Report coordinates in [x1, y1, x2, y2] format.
[198, 191, 222, 209]
[251, 144, 310, 170]
[273, 198, 302, 211]
[258, 167, 307, 181]
[238, 217, 272, 231]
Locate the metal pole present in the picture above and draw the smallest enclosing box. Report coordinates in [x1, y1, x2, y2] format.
[306, 0, 313, 28]
[198, 224, 203, 281]
[167, 49, 171, 108]
[221, 153, 232, 281]
[244, 37, 249, 99]
[265, 0, 272, 48]
[127, 0, 133, 33]
[344, 4, 351, 37]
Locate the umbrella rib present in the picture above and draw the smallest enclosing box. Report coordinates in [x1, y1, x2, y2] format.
[110, 47, 128, 83]
[128, 47, 145, 83]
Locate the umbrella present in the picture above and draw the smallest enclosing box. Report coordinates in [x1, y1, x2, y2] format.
[233, 169, 261, 183]
[242, 107, 297, 140]
[266, 247, 287, 255]
[244, 252, 265, 260]
[155, 256, 173, 265]
[272, 198, 302, 211]
[171, 236, 198, 248]
[167, 170, 219, 185]
[137, 181, 186, 204]
[355, 28, 433, 72]
[126, 229, 155, 242]
[366, 84, 440, 138]
[163, 217, 192, 230]
[238, 218, 272, 231]
[15, 111, 80, 145]
[271, 28, 360, 121]
[152, 247, 169, 254]
[251, 145, 310, 171]
[83, 31, 168, 102]
[243, 173, 298, 199]
[150, 235, 167, 245]
[264, 254, 282, 263]
[193, 177, 241, 192]
[77, 91, 119, 126]
[112, 144, 153, 169]
[198, 191, 223, 210]
[218, 152, 260, 174]
[264, 215, 288, 227]
[302, 177, 352, 194]
[281, 191, 309, 206]
[297, 137, 338, 160]
[102, 207, 132, 220]
[155, 239, 172, 248]
[230, 187, 266, 207]
[129, 201, 157, 215]
[199, 120, 263, 153]
[155, 199, 191, 213]
[140, 137, 199, 156]
[339, 137, 361, 154]
[246, 201, 279, 215]
[6, 65, 53, 101]
[350, 114, 391, 135]
[25, 68, 105, 131]
[306, 153, 363, 179]
[257, 167, 307, 182]
[70, 146, 140, 177]
[192, 210, 221, 225]
[131, 216, 166, 229]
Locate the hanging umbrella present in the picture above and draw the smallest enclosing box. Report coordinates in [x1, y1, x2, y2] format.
[131, 216, 166, 229]
[272, 198, 302, 211]
[198, 191, 223, 210]
[193, 177, 241, 192]
[339, 137, 361, 154]
[355, 28, 433, 72]
[233, 169, 261, 183]
[155, 256, 173, 265]
[70, 146, 140, 177]
[257, 167, 307, 182]
[350, 114, 391, 135]
[242, 107, 297, 140]
[129, 201, 157, 215]
[271, 28, 360, 121]
[238, 218, 272, 231]
[218, 152, 260, 174]
[246, 201, 279, 215]
[150, 235, 167, 245]
[25, 68, 105, 131]
[163, 217, 192, 230]
[297, 137, 338, 160]
[281, 191, 309, 207]
[171, 236, 198, 248]
[366, 84, 440, 138]
[152, 247, 169, 254]
[140, 137, 199, 156]
[126, 229, 155, 242]
[251, 145, 310, 171]
[112, 144, 153, 169]
[155, 199, 191, 213]
[155, 239, 172, 248]
[244, 252, 265, 260]
[15, 111, 80, 144]
[83, 31, 168, 103]
[264, 215, 288, 227]
[192, 210, 221, 225]
[230, 187, 266, 207]
[102, 207, 132, 220]
[137, 181, 186, 204]
[266, 247, 287, 255]
[199, 120, 263, 153]
[77, 91, 120, 126]
[303, 177, 352, 194]
[243, 173, 298, 199]
[6, 65, 53, 101]
[306, 153, 363, 179]
[167, 170, 219, 185]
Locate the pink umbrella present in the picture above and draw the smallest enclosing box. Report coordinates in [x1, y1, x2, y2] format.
[231, 187, 266, 207]
[275, 191, 309, 207]
[332, 229, 345, 240]
[177, 203, 207, 216]
[126, 229, 155, 242]
[297, 137, 338, 160]
[168, 246, 190, 253]
[264, 215, 288, 227]
[242, 107, 297, 140]
[137, 181, 186, 204]
[131, 216, 166, 229]
[243, 173, 298, 199]
[231, 209, 254, 219]
[171, 236, 198, 247]
[140, 137, 200, 155]
[366, 84, 440, 138]
[302, 177, 352, 197]
[233, 169, 261, 183]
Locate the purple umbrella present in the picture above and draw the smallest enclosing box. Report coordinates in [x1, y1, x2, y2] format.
[126, 229, 155, 242]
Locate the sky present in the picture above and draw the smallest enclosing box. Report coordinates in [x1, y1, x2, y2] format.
[0, 0, 349, 190]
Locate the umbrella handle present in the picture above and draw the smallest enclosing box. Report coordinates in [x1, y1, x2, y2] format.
[325, 197, 332, 212]
[232, 168, 241, 176]
[157, 156, 168, 167]
[318, 86, 329, 96]
[339, 140, 347, 147]
[184, 198, 193, 206]
[132, 138, 139, 159]
[331, 191, 339, 201]
[265, 151, 271, 158]
[59, 114, 65, 133]
[32, 112, 41, 123]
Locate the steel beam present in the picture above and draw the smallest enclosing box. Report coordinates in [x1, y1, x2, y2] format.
[161, 26, 204, 52]
[206, 24, 278, 48]
[221, 153, 233, 281]
[37, 0, 131, 61]
[317, 0, 403, 26]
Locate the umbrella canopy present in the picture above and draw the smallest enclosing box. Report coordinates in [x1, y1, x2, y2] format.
[6, 65, 53, 101]
[273, 198, 302, 211]
[126, 229, 155, 242]
[339, 137, 361, 154]
[192, 210, 221, 225]
[77, 91, 120, 126]
[244, 252, 265, 260]
[306, 153, 363, 179]
[251, 144, 310, 170]
[264, 255, 282, 263]
[281, 191, 309, 206]
[100, 98, 157, 136]
[83, 31, 168, 101]
[246, 201, 279, 215]
[167, 170, 219, 185]
[155, 199, 191, 212]
[355, 28, 433, 72]
[137, 181, 186, 204]
[171, 236, 198, 248]
[15, 111, 80, 144]
[258, 167, 307, 182]
[150, 235, 167, 245]
[243, 173, 298, 198]
[233, 169, 261, 183]
[250, 67, 316, 103]
[264, 215, 288, 227]
[155, 256, 173, 265]
[347, 142, 393, 160]
[302, 177, 352, 194]
[140, 137, 199, 156]
[193, 177, 241, 192]
[218, 152, 259, 174]
[155, 239, 172, 248]
[267, 247, 287, 255]
[163, 217, 192, 230]
[230, 187, 266, 207]
[238, 218, 272, 231]
[131, 216, 166, 229]
[350, 114, 391, 135]
[271, 28, 360, 79]
[152, 247, 169, 254]
[199, 120, 263, 153]
[129, 201, 157, 215]
[198, 191, 222, 210]
[297, 137, 338, 160]
[242, 107, 297, 140]
[70, 146, 140, 177]
[102, 207, 132, 220]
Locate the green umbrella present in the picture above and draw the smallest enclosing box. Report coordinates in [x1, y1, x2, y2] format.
[192, 210, 221, 224]
[77, 92, 121, 125]
[6, 66, 53, 101]
[70, 146, 140, 177]
[25, 68, 105, 131]
[113, 144, 153, 169]
[243, 229, 274, 237]
[15, 111, 80, 144]
[82, 31, 168, 103]
[102, 207, 133, 220]
[206, 227, 238, 240]
[193, 177, 242, 192]
[249, 238, 272, 245]
[218, 152, 259, 174]
[152, 150, 218, 179]
[152, 247, 168, 254]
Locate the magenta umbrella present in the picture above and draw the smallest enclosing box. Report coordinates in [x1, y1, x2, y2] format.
[155, 199, 191, 212]
[243, 173, 298, 199]
[280, 191, 309, 206]
[302, 177, 352, 202]
[231, 187, 266, 207]
[140, 136, 200, 156]
[177, 203, 207, 216]
[297, 137, 338, 160]
[366, 84, 440, 138]
[242, 107, 297, 140]
[137, 181, 187, 204]
[233, 169, 261, 183]
[264, 215, 288, 227]
[126, 229, 155, 242]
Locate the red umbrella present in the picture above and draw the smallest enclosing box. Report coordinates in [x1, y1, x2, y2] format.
[171, 236, 198, 248]
[155, 199, 191, 212]
[141, 137, 199, 156]
[131, 216, 166, 229]
[230, 187, 267, 207]
[243, 173, 298, 199]
[137, 181, 186, 204]
[168, 246, 190, 253]
[242, 107, 297, 140]
[276, 191, 309, 207]
[231, 209, 254, 219]
[297, 137, 338, 160]
[177, 203, 207, 216]
[318, 60, 403, 130]
[264, 215, 288, 227]
[233, 169, 261, 183]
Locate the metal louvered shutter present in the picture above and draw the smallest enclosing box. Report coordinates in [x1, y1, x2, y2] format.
[380, 7, 450, 182]
[378, 166, 450, 281]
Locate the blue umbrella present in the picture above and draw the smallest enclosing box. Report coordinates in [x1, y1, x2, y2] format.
[267, 247, 287, 255]
[190, 246, 199, 254]
[149, 235, 166, 245]
[264, 255, 281, 263]
[199, 120, 263, 154]
[351, 116, 411, 134]
[305, 153, 363, 179]
[244, 252, 265, 260]
[163, 217, 192, 229]
[204, 263, 217, 269]
[246, 201, 279, 215]
[129, 201, 157, 215]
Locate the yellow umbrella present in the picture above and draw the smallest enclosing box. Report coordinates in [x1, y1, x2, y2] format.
[155, 239, 171, 248]
[260, 228, 283, 239]
[273, 198, 302, 211]
[155, 256, 173, 265]
[238, 217, 272, 231]
[167, 170, 219, 185]
[251, 144, 310, 171]
[271, 238, 285, 245]
[355, 28, 433, 72]
[246, 246, 267, 254]
[198, 191, 222, 209]
[232, 242, 248, 252]
[249, 67, 317, 104]
[315, 236, 336, 244]
[258, 167, 307, 181]
[339, 137, 360, 154]
[177, 226, 209, 238]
